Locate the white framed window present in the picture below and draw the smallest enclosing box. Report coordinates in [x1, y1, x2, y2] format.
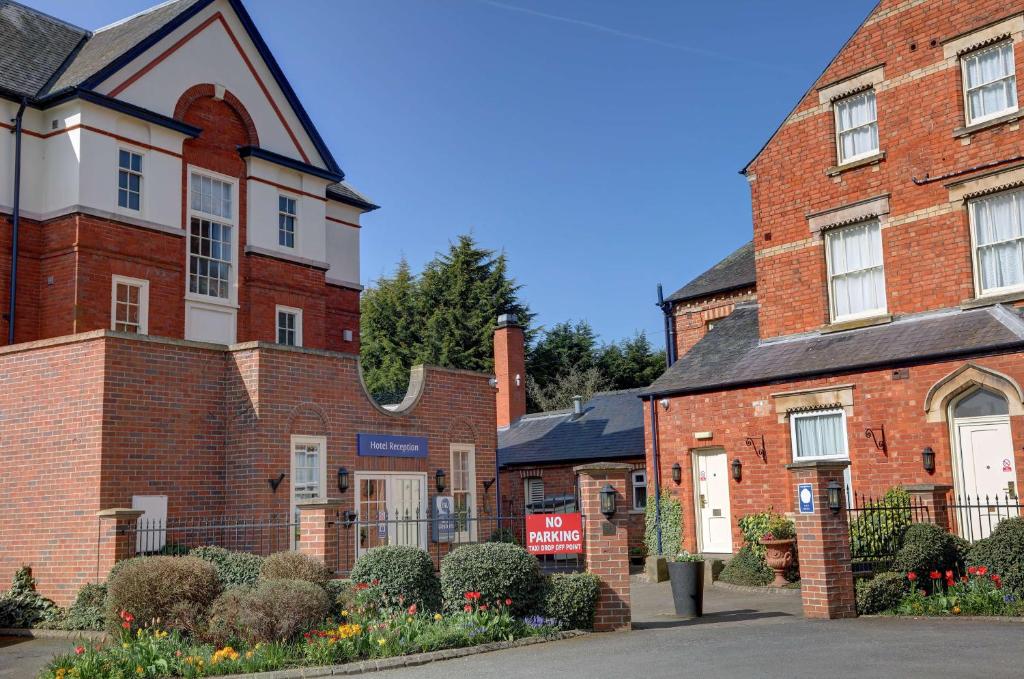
[970, 187, 1024, 296]
[834, 90, 879, 164]
[450, 444, 477, 540]
[276, 305, 303, 346]
[117, 149, 143, 211]
[631, 469, 647, 511]
[962, 41, 1018, 126]
[825, 219, 887, 322]
[290, 435, 327, 546]
[188, 171, 237, 303]
[278, 195, 297, 248]
[110, 275, 149, 334]
[525, 477, 544, 511]
[790, 408, 849, 461]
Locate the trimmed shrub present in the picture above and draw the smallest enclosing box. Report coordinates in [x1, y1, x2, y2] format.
[893, 523, 959, 578]
[189, 546, 264, 590]
[350, 546, 440, 612]
[105, 556, 221, 633]
[849, 487, 913, 561]
[0, 567, 59, 628]
[440, 543, 541, 615]
[324, 579, 353, 615]
[968, 517, 1024, 597]
[718, 546, 773, 587]
[644, 493, 682, 557]
[488, 528, 521, 545]
[542, 572, 600, 630]
[855, 572, 907, 614]
[260, 551, 330, 588]
[40, 584, 107, 631]
[206, 578, 330, 645]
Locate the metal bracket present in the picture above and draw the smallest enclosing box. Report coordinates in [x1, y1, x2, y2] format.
[865, 426, 887, 455]
[745, 435, 767, 463]
[267, 473, 285, 492]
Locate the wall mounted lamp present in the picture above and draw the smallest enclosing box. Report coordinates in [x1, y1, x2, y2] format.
[671, 463, 682, 484]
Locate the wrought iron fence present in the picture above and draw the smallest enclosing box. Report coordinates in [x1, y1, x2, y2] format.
[123, 515, 297, 559]
[945, 493, 1021, 543]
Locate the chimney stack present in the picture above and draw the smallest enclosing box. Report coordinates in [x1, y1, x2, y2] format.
[494, 314, 526, 428]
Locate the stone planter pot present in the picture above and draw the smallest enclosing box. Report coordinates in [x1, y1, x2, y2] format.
[667, 560, 704, 618]
[645, 556, 669, 583]
[760, 538, 795, 587]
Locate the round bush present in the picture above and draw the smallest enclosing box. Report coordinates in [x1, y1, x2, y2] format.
[350, 546, 440, 612]
[855, 572, 907, 615]
[718, 545, 772, 587]
[206, 578, 330, 645]
[893, 523, 959, 578]
[105, 556, 221, 633]
[189, 546, 264, 589]
[968, 517, 1024, 597]
[542, 572, 600, 630]
[440, 543, 541, 615]
[260, 551, 330, 588]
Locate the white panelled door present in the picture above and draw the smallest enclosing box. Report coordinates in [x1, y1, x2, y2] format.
[956, 418, 1019, 540]
[694, 450, 733, 554]
[354, 473, 427, 556]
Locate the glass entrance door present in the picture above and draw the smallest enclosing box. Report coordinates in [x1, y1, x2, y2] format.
[354, 473, 427, 556]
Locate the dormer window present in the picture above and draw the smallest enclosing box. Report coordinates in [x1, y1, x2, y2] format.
[834, 90, 878, 164]
[962, 41, 1018, 126]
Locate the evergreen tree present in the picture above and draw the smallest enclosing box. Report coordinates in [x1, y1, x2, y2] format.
[598, 331, 666, 391]
[359, 259, 422, 403]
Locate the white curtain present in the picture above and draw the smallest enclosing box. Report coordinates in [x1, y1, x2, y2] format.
[973, 189, 1024, 293]
[836, 91, 878, 161]
[965, 43, 1017, 122]
[828, 220, 886, 318]
[794, 412, 846, 459]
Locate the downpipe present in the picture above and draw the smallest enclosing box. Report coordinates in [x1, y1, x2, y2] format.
[649, 397, 663, 555]
[7, 97, 26, 345]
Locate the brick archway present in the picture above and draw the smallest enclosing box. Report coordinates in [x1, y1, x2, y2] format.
[924, 363, 1024, 423]
[174, 83, 260, 147]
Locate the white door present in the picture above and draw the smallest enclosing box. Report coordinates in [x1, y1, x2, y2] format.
[956, 418, 1019, 540]
[354, 473, 427, 556]
[695, 450, 733, 554]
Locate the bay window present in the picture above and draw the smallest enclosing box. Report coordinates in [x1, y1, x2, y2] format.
[834, 90, 879, 164]
[970, 187, 1024, 296]
[825, 219, 887, 322]
[962, 42, 1018, 126]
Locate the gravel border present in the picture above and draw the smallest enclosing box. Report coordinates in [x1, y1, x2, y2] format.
[710, 581, 801, 596]
[215, 631, 587, 679]
[0, 627, 105, 641]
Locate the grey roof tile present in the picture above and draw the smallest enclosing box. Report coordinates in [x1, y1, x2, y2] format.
[0, 1, 87, 97]
[666, 241, 756, 303]
[327, 182, 379, 212]
[497, 389, 645, 467]
[645, 303, 1024, 396]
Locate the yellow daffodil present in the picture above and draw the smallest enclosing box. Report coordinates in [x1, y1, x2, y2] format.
[434, 613, 442, 621]
[377, 638, 387, 646]
[341, 610, 349, 617]
[135, 666, 144, 676]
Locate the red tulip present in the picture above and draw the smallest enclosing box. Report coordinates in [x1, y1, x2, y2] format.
[929, 570, 942, 580]
[75, 646, 85, 655]
[480, 604, 488, 611]
[463, 604, 472, 612]
[505, 598, 513, 606]
[907, 572, 918, 581]
[407, 603, 417, 615]
[977, 566, 988, 576]
[967, 566, 978, 575]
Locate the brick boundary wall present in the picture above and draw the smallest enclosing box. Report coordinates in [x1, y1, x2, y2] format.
[575, 462, 631, 632]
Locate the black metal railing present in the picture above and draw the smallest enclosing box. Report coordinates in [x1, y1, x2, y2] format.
[945, 493, 1022, 543]
[124, 514, 297, 558]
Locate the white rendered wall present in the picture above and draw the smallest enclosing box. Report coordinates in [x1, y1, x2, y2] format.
[245, 157, 328, 263]
[325, 201, 361, 287]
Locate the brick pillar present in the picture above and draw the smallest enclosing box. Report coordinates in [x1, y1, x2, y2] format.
[905, 484, 953, 533]
[297, 498, 345, 574]
[574, 462, 632, 632]
[95, 508, 144, 581]
[785, 460, 856, 619]
[494, 314, 526, 428]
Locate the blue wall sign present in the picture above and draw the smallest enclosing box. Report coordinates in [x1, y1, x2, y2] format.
[432, 495, 456, 543]
[798, 483, 814, 514]
[357, 433, 428, 458]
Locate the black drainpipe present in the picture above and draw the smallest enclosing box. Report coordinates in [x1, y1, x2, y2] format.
[657, 284, 676, 367]
[648, 396, 663, 555]
[7, 97, 26, 346]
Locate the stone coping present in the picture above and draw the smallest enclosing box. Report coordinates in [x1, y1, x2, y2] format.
[0, 628, 105, 641]
[573, 462, 634, 473]
[784, 459, 851, 470]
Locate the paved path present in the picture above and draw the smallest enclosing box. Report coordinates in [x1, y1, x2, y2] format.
[0, 635, 77, 679]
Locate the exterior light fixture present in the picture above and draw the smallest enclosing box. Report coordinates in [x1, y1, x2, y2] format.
[435, 468, 447, 493]
[659, 398, 670, 410]
[922, 447, 936, 474]
[731, 457, 742, 482]
[671, 463, 682, 484]
[826, 480, 842, 514]
[599, 484, 617, 519]
[337, 467, 349, 493]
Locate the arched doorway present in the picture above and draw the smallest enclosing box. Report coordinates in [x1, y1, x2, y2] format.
[949, 387, 1019, 539]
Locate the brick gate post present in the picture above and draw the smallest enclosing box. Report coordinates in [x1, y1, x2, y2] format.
[905, 484, 953, 533]
[574, 462, 632, 632]
[297, 498, 345, 574]
[785, 460, 857, 619]
[95, 508, 144, 581]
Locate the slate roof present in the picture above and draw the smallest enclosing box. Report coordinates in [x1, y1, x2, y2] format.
[644, 302, 1024, 397]
[327, 182, 380, 212]
[0, 1, 86, 98]
[666, 241, 756, 304]
[497, 389, 646, 468]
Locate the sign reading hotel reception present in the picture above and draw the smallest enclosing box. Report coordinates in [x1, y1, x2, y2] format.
[357, 434, 428, 458]
[525, 513, 583, 555]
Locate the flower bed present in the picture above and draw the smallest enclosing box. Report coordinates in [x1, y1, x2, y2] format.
[892, 567, 1024, 617]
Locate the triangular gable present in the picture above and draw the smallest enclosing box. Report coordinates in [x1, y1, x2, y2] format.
[46, 0, 341, 178]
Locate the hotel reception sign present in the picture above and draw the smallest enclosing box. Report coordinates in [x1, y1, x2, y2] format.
[357, 434, 429, 458]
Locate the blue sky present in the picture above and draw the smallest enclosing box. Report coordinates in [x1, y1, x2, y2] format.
[35, 0, 876, 347]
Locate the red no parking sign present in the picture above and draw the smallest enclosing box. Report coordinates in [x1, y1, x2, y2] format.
[525, 513, 583, 555]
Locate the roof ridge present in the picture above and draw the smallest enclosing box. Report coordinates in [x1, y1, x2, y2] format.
[1, 0, 88, 34]
[989, 303, 1024, 340]
[93, 0, 187, 33]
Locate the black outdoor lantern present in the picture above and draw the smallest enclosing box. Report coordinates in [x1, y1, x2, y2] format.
[435, 468, 447, 493]
[922, 446, 936, 474]
[826, 480, 842, 514]
[731, 457, 742, 482]
[671, 463, 682, 485]
[599, 483, 617, 519]
[337, 467, 349, 493]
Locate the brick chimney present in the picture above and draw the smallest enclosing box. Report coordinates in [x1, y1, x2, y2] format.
[494, 314, 526, 428]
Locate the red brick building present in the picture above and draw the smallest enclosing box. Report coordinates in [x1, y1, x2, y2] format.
[0, 0, 497, 604]
[645, 0, 1024, 556]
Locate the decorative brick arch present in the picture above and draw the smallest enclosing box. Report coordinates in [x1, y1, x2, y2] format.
[286, 402, 330, 437]
[174, 83, 260, 147]
[446, 416, 478, 444]
[924, 363, 1024, 422]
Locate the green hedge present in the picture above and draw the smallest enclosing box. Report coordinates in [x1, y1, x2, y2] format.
[855, 572, 907, 614]
[644, 493, 682, 557]
[969, 517, 1024, 597]
[260, 552, 330, 588]
[542, 572, 600, 630]
[440, 543, 541, 615]
[893, 523, 960, 578]
[206, 578, 330, 646]
[350, 546, 441, 612]
[189, 547, 264, 590]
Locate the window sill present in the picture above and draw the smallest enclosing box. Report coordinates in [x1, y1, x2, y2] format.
[960, 290, 1024, 309]
[628, 509, 646, 515]
[820, 313, 892, 334]
[826, 151, 886, 177]
[953, 111, 1021, 139]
